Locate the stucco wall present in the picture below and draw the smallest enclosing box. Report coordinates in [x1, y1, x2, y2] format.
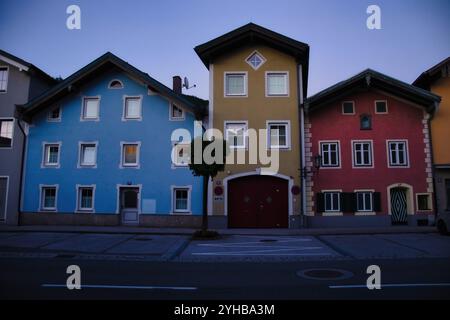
[430, 77, 450, 165]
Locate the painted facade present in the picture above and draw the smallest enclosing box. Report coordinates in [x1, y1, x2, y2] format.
[0, 49, 56, 225]
[304, 69, 440, 227]
[19, 53, 205, 226]
[195, 23, 309, 228]
[413, 57, 450, 217]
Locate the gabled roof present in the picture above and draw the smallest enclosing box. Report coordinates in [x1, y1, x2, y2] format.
[17, 52, 207, 122]
[0, 49, 56, 84]
[194, 22, 310, 96]
[305, 69, 441, 113]
[413, 56, 450, 90]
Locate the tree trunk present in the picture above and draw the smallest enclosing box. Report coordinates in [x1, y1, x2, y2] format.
[202, 175, 209, 233]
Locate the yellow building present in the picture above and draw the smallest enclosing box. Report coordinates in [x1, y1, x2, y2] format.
[195, 23, 309, 228]
[414, 57, 450, 216]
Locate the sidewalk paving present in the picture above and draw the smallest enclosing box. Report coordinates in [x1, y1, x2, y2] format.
[0, 224, 437, 236]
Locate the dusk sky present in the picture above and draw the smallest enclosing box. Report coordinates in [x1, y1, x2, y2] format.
[0, 0, 449, 99]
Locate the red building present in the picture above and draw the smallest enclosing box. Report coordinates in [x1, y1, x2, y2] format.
[303, 69, 440, 227]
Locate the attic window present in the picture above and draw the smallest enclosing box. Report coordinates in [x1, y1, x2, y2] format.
[246, 52, 265, 70]
[108, 80, 123, 89]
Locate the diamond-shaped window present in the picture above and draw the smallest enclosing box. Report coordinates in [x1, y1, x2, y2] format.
[246, 52, 265, 70]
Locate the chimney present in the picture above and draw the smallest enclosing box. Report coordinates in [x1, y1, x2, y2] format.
[173, 76, 182, 94]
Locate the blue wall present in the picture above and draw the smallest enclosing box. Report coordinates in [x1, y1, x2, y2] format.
[22, 68, 202, 215]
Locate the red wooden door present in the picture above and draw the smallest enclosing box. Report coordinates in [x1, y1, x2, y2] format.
[228, 175, 288, 228]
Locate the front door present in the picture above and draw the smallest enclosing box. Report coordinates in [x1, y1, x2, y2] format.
[120, 187, 139, 225]
[390, 187, 408, 225]
[228, 175, 288, 228]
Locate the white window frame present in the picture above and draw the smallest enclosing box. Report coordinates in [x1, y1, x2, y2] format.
[224, 72, 248, 97]
[76, 184, 96, 212]
[0, 66, 9, 93]
[0, 176, 9, 221]
[416, 193, 433, 211]
[171, 185, 192, 214]
[81, 96, 100, 121]
[356, 191, 374, 212]
[171, 142, 190, 168]
[169, 102, 185, 121]
[387, 140, 409, 168]
[122, 95, 142, 121]
[78, 141, 98, 168]
[265, 71, 289, 97]
[41, 142, 61, 168]
[266, 120, 291, 150]
[352, 140, 374, 168]
[108, 79, 124, 89]
[375, 100, 388, 114]
[342, 101, 355, 115]
[224, 121, 248, 149]
[47, 106, 62, 122]
[0, 117, 15, 149]
[323, 191, 341, 213]
[120, 141, 141, 168]
[245, 50, 266, 70]
[39, 184, 58, 212]
[319, 141, 341, 168]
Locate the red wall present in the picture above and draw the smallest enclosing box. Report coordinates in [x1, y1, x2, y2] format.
[308, 90, 430, 215]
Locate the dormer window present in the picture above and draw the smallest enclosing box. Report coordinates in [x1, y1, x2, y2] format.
[360, 114, 372, 130]
[108, 79, 123, 89]
[246, 52, 265, 70]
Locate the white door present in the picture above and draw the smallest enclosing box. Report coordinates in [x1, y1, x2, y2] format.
[120, 188, 139, 225]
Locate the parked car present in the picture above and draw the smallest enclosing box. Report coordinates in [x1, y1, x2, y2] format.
[437, 212, 450, 235]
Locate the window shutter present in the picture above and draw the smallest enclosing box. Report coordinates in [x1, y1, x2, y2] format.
[316, 193, 324, 213]
[373, 192, 382, 212]
[341, 193, 356, 213]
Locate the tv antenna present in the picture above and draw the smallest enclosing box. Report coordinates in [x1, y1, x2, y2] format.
[183, 77, 196, 90]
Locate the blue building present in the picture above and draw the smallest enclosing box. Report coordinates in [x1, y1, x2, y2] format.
[17, 53, 207, 226]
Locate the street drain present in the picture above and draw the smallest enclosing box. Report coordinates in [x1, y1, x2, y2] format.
[55, 254, 77, 259]
[297, 268, 354, 281]
[259, 239, 278, 242]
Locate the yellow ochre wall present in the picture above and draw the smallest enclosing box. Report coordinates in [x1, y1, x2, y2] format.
[430, 76, 450, 165]
[210, 44, 302, 217]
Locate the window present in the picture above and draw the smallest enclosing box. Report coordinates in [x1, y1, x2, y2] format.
[79, 143, 97, 167]
[0, 67, 8, 92]
[173, 187, 190, 213]
[266, 72, 288, 96]
[0, 119, 14, 148]
[170, 103, 184, 120]
[77, 187, 94, 211]
[124, 97, 141, 120]
[388, 141, 408, 167]
[446, 180, 450, 211]
[47, 107, 61, 121]
[267, 121, 290, 149]
[121, 143, 140, 167]
[43, 143, 60, 167]
[225, 73, 247, 96]
[353, 141, 373, 167]
[375, 100, 388, 113]
[82, 97, 100, 120]
[324, 192, 340, 212]
[108, 79, 123, 89]
[417, 194, 432, 211]
[246, 52, 265, 70]
[360, 114, 372, 130]
[342, 101, 355, 114]
[172, 143, 190, 167]
[356, 192, 373, 212]
[41, 186, 57, 211]
[225, 122, 247, 148]
[320, 142, 340, 167]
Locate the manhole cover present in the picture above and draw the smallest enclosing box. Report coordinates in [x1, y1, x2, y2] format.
[297, 268, 353, 280]
[259, 239, 278, 243]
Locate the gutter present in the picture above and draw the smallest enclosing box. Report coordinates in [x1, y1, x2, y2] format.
[297, 63, 307, 228]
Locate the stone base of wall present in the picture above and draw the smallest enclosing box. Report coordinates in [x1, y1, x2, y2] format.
[305, 214, 434, 228]
[20, 212, 120, 226]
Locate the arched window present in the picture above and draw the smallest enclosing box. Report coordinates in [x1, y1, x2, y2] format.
[360, 114, 372, 130]
[108, 79, 123, 89]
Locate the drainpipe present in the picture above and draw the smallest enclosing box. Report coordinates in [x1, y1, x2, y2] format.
[15, 107, 27, 226]
[297, 63, 307, 228]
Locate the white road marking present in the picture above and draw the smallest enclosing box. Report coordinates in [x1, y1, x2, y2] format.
[42, 284, 197, 290]
[329, 283, 450, 289]
[193, 252, 333, 256]
[197, 239, 312, 247]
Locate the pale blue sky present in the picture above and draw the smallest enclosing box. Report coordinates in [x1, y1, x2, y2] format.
[0, 0, 449, 98]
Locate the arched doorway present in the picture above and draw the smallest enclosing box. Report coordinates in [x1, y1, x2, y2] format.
[227, 175, 289, 228]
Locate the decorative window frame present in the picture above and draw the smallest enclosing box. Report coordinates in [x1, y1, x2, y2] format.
[80, 96, 101, 121]
[224, 120, 248, 149]
[170, 185, 192, 214]
[108, 79, 124, 89]
[39, 184, 59, 212]
[41, 141, 62, 168]
[76, 184, 96, 213]
[122, 95, 143, 121]
[321, 189, 343, 216]
[351, 140, 374, 168]
[245, 50, 266, 70]
[120, 141, 141, 169]
[265, 71, 289, 97]
[224, 72, 248, 97]
[374, 100, 388, 114]
[386, 139, 410, 168]
[342, 101, 355, 115]
[319, 140, 341, 169]
[354, 189, 375, 214]
[266, 120, 291, 150]
[77, 141, 98, 168]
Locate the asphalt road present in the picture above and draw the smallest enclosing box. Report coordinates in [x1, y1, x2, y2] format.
[1, 257, 450, 300]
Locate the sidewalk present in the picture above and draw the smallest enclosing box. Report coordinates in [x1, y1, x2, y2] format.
[0, 224, 437, 236]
